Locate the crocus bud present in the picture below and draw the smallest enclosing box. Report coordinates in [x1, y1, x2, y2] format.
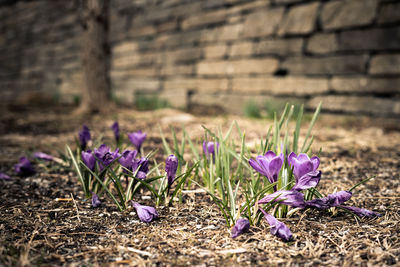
[15, 157, 35, 177]
[33, 152, 53, 161]
[0, 172, 11, 180]
[130, 201, 158, 223]
[81, 150, 95, 171]
[260, 208, 293, 242]
[165, 155, 178, 186]
[203, 141, 219, 159]
[128, 130, 147, 151]
[111, 121, 120, 143]
[91, 193, 101, 208]
[231, 218, 250, 239]
[78, 125, 91, 150]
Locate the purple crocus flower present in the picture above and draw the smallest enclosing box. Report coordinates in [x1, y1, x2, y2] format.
[249, 151, 284, 185]
[128, 130, 147, 150]
[33, 152, 53, 161]
[203, 141, 219, 159]
[260, 208, 293, 242]
[258, 190, 305, 208]
[94, 144, 120, 171]
[79, 125, 91, 150]
[94, 144, 110, 160]
[111, 121, 120, 143]
[130, 201, 159, 223]
[340, 206, 382, 217]
[165, 155, 178, 186]
[14, 157, 35, 177]
[305, 191, 352, 209]
[231, 218, 250, 239]
[291, 170, 321, 191]
[119, 150, 138, 173]
[288, 152, 320, 181]
[91, 193, 101, 208]
[0, 172, 11, 180]
[81, 150, 96, 171]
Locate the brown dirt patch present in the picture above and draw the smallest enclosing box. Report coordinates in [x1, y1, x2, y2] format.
[0, 107, 399, 266]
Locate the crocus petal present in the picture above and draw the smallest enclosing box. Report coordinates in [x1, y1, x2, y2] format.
[260, 208, 293, 242]
[257, 156, 271, 175]
[268, 157, 283, 183]
[137, 157, 149, 173]
[136, 171, 147, 180]
[288, 152, 321, 181]
[305, 191, 352, 209]
[81, 150, 95, 171]
[91, 193, 101, 208]
[327, 191, 352, 207]
[131, 201, 158, 223]
[202, 141, 207, 155]
[249, 158, 267, 177]
[340, 206, 382, 217]
[258, 190, 305, 208]
[297, 153, 310, 161]
[310, 156, 320, 171]
[287, 152, 297, 168]
[0, 173, 11, 180]
[33, 152, 53, 161]
[264, 150, 277, 161]
[294, 161, 314, 181]
[231, 218, 250, 239]
[14, 157, 35, 177]
[291, 170, 321, 191]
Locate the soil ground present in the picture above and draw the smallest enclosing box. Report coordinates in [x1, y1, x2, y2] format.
[0, 106, 399, 266]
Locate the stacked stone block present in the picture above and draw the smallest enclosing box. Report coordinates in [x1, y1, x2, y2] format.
[1, 0, 400, 116]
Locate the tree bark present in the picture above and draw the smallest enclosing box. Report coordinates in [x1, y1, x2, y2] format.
[79, 0, 111, 114]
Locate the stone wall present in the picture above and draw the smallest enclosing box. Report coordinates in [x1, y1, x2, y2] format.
[1, 0, 400, 116]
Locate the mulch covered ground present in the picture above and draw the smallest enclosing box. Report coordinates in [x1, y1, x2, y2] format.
[0, 106, 399, 266]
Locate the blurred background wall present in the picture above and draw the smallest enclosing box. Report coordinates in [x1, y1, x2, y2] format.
[1, 0, 399, 116]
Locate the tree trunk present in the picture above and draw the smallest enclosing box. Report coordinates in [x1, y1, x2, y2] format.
[79, 0, 111, 114]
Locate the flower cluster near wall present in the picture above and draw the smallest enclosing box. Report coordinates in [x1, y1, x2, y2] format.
[0, 103, 381, 241]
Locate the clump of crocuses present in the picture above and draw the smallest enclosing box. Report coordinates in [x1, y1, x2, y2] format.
[249, 151, 381, 242]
